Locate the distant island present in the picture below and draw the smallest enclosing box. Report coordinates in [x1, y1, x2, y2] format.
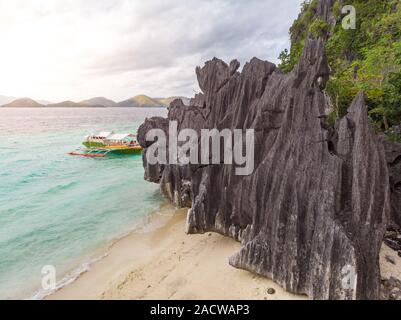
[0, 95, 190, 108]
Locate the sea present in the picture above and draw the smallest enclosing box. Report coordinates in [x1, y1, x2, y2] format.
[0, 107, 167, 299]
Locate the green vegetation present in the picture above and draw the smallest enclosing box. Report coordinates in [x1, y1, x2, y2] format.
[279, 0, 401, 135]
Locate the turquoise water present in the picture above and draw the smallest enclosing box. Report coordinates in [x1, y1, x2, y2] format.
[0, 107, 167, 299]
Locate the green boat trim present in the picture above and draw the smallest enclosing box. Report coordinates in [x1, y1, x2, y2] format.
[83, 141, 105, 148]
[76, 131, 143, 157]
[104, 147, 143, 155]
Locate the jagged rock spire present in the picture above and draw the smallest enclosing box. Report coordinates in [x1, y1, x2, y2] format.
[138, 31, 390, 300]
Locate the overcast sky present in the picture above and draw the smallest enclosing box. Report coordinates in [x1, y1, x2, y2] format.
[0, 0, 303, 102]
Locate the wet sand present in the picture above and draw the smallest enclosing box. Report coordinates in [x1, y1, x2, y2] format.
[48, 205, 305, 300]
[48, 203, 401, 300]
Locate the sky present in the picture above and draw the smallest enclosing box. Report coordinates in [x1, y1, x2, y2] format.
[0, 0, 303, 103]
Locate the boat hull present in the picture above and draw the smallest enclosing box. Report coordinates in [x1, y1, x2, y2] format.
[83, 142, 106, 148]
[81, 142, 142, 155]
[108, 148, 142, 155]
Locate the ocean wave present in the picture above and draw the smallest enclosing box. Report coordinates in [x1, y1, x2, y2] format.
[27, 203, 169, 300]
[44, 181, 78, 194]
[28, 252, 109, 300]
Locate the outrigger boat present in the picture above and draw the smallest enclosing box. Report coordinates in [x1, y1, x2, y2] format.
[69, 132, 142, 157]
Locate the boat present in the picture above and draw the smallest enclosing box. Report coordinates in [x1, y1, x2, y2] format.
[82, 131, 113, 148]
[69, 132, 142, 157]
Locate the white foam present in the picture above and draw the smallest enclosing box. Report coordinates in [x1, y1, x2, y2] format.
[27, 202, 173, 300]
[28, 252, 109, 300]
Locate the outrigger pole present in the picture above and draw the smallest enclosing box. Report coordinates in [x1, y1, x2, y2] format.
[68, 148, 112, 158]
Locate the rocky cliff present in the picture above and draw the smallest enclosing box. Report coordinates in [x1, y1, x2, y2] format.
[137, 3, 394, 300]
[381, 137, 401, 229]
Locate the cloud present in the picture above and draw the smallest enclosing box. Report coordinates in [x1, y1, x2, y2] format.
[0, 0, 303, 102]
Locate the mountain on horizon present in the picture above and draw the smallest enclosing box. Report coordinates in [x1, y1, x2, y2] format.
[81, 97, 117, 108]
[47, 101, 105, 108]
[0, 95, 190, 108]
[116, 95, 164, 108]
[116, 95, 190, 108]
[2, 98, 44, 108]
[1, 99, 104, 108]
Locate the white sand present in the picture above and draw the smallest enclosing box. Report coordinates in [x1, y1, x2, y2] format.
[48, 205, 305, 300]
[48, 204, 401, 300]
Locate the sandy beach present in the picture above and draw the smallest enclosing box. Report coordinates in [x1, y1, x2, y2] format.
[48, 204, 306, 300]
[48, 203, 401, 300]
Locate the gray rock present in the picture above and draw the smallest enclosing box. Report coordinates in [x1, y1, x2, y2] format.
[267, 288, 276, 295]
[381, 277, 401, 300]
[379, 137, 401, 229]
[385, 255, 396, 265]
[137, 1, 392, 301]
[384, 227, 401, 252]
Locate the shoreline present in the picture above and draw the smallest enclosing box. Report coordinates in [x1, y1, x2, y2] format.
[47, 204, 306, 300]
[47, 203, 401, 300]
[30, 204, 168, 300]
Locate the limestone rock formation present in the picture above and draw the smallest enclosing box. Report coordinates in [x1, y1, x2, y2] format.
[138, 34, 391, 300]
[381, 137, 401, 229]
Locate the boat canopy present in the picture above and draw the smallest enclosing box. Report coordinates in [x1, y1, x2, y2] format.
[106, 133, 136, 141]
[97, 131, 113, 138]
